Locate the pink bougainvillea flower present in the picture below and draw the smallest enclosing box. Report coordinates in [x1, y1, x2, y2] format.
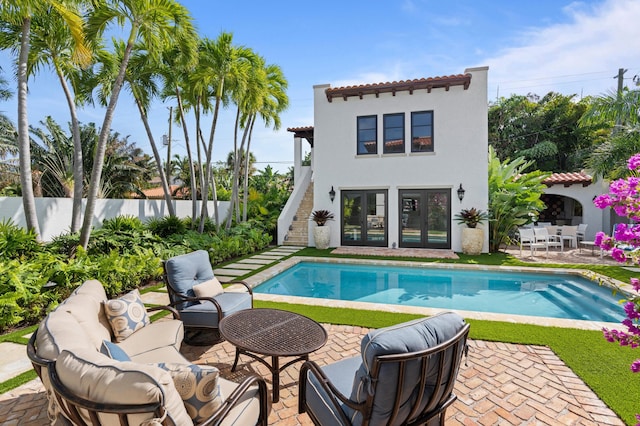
[593, 194, 613, 209]
[628, 154, 640, 171]
[632, 359, 640, 373]
[611, 247, 627, 262]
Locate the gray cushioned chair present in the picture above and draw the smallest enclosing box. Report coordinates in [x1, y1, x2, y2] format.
[299, 312, 470, 426]
[163, 250, 253, 345]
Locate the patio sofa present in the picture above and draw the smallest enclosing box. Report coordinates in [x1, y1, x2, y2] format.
[27, 279, 268, 425]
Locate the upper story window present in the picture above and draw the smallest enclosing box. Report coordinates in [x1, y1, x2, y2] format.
[357, 115, 377, 155]
[411, 111, 433, 152]
[383, 113, 404, 154]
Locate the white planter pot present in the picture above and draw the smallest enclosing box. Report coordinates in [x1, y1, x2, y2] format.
[461, 227, 484, 255]
[313, 226, 331, 249]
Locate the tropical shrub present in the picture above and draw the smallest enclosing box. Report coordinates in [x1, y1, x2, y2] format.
[0, 219, 43, 260]
[147, 216, 188, 237]
[0, 214, 272, 332]
[488, 146, 549, 252]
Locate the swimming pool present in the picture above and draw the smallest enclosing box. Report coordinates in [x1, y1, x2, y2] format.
[254, 261, 624, 322]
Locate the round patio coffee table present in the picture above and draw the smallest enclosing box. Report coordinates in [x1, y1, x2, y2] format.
[219, 308, 328, 402]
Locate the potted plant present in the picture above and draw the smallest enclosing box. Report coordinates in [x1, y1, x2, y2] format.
[454, 208, 488, 255]
[311, 210, 334, 249]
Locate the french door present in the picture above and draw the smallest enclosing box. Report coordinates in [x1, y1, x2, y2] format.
[341, 190, 388, 246]
[399, 189, 451, 248]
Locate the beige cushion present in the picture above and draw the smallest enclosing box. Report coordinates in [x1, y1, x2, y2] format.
[104, 289, 150, 342]
[72, 280, 113, 337]
[36, 310, 94, 361]
[219, 378, 262, 426]
[193, 278, 224, 298]
[116, 320, 183, 357]
[55, 348, 191, 426]
[60, 293, 112, 350]
[129, 346, 188, 365]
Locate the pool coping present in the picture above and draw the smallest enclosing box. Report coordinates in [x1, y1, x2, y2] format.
[243, 256, 630, 331]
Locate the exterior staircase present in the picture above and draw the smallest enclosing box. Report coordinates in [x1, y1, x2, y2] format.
[283, 182, 314, 246]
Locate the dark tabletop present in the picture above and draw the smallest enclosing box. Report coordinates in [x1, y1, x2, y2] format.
[219, 308, 328, 357]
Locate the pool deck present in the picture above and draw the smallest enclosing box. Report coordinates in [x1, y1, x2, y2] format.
[0, 246, 628, 425]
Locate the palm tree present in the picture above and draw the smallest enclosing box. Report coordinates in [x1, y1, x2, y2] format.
[580, 88, 640, 179]
[159, 41, 200, 223]
[79, 0, 194, 248]
[0, 0, 88, 239]
[27, 10, 94, 231]
[240, 60, 288, 222]
[196, 33, 253, 232]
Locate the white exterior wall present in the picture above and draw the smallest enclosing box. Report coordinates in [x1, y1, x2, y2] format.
[0, 197, 229, 242]
[312, 67, 489, 252]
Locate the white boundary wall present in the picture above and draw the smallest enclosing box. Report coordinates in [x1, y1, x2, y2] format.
[0, 197, 230, 242]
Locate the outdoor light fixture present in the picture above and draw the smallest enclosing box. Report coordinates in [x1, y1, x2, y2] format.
[457, 184, 465, 202]
[329, 186, 336, 203]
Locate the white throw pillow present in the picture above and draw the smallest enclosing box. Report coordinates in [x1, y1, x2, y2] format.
[192, 278, 224, 298]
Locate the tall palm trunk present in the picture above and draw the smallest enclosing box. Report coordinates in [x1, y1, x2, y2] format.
[242, 114, 256, 222]
[175, 88, 197, 222]
[54, 65, 83, 232]
[195, 102, 206, 231]
[226, 109, 250, 229]
[17, 17, 41, 239]
[134, 98, 175, 216]
[79, 30, 136, 248]
[199, 90, 223, 232]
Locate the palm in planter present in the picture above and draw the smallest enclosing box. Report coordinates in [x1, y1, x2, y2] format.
[454, 208, 488, 255]
[311, 210, 334, 249]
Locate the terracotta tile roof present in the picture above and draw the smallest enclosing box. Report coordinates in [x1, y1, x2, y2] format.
[543, 172, 592, 187]
[140, 185, 186, 199]
[287, 126, 314, 132]
[287, 126, 314, 146]
[325, 74, 472, 102]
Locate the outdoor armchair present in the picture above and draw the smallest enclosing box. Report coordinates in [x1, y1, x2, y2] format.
[163, 250, 253, 345]
[299, 312, 470, 426]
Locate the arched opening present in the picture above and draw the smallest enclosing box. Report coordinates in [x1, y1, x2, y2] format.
[539, 194, 583, 225]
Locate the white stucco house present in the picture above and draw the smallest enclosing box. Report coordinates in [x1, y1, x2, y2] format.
[278, 67, 490, 253]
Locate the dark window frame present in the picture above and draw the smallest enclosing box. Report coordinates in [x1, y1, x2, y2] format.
[357, 115, 377, 155]
[340, 189, 388, 247]
[383, 113, 405, 154]
[411, 111, 434, 153]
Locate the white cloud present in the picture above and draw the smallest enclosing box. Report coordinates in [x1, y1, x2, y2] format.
[483, 0, 640, 99]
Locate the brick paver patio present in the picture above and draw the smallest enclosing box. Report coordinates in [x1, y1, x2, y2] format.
[1, 324, 623, 425]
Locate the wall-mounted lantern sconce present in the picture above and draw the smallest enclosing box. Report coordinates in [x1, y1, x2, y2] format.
[329, 186, 336, 203]
[457, 184, 465, 202]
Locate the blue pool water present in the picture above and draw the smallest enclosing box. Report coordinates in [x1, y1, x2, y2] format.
[254, 262, 624, 322]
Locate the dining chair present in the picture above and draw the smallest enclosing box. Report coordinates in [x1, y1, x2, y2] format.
[576, 224, 588, 242]
[560, 225, 578, 249]
[518, 228, 547, 256]
[534, 227, 563, 252]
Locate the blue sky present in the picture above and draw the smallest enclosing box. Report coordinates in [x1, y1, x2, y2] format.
[1, 0, 640, 173]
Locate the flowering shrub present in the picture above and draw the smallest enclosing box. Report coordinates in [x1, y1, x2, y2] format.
[594, 154, 640, 380]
